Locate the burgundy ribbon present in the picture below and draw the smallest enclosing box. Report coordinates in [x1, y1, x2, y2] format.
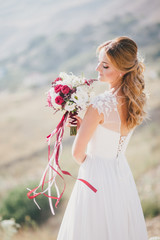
[27, 111, 97, 215]
[69, 111, 78, 126]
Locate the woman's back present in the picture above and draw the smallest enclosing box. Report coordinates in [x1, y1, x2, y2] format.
[86, 89, 134, 160]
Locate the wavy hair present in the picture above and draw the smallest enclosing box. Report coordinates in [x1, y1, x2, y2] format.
[97, 36, 147, 129]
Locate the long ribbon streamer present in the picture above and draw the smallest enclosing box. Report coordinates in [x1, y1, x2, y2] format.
[27, 111, 97, 215]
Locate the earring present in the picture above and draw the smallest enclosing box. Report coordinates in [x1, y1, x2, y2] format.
[120, 73, 122, 77]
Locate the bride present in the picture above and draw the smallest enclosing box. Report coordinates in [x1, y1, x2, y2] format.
[57, 36, 148, 240]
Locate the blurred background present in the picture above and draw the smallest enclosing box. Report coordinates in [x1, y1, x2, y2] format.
[0, 0, 160, 239]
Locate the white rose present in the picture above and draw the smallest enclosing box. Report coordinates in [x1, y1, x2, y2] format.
[64, 102, 76, 111]
[76, 87, 89, 102]
[97, 100, 103, 106]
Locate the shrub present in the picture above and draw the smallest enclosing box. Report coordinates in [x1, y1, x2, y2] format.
[0, 183, 61, 225]
[142, 198, 160, 218]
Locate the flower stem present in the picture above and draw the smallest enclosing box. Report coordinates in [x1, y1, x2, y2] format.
[70, 126, 77, 136]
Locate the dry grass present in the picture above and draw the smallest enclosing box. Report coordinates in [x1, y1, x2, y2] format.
[0, 73, 160, 238]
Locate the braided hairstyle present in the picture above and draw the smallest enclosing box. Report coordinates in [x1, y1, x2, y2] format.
[97, 36, 147, 129]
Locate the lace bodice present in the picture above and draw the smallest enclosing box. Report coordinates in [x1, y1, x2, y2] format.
[90, 90, 118, 117]
[90, 89, 119, 129]
[117, 135, 127, 157]
[86, 89, 134, 160]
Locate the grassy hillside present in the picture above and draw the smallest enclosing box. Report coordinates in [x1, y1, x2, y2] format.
[0, 0, 160, 238]
[0, 74, 160, 238]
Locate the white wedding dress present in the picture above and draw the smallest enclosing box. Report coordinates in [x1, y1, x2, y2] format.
[57, 89, 148, 240]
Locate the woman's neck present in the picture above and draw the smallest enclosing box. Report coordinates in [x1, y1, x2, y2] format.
[108, 83, 123, 95]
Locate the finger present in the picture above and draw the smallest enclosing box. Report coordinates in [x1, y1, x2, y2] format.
[75, 116, 82, 123]
[66, 117, 73, 123]
[74, 116, 81, 120]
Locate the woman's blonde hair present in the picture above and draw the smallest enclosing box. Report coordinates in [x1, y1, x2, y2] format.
[97, 36, 147, 129]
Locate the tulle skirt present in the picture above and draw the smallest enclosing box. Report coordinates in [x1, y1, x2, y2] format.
[57, 153, 148, 240]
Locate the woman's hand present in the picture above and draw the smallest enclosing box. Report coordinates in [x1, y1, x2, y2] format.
[66, 115, 82, 131]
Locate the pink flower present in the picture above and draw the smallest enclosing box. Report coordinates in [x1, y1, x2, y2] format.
[61, 85, 70, 94]
[85, 80, 90, 86]
[47, 92, 53, 107]
[55, 96, 64, 105]
[54, 84, 63, 93]
[52, 77, 62, 85]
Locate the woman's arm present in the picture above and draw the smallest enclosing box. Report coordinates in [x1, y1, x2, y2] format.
[72, 105, 103, 164]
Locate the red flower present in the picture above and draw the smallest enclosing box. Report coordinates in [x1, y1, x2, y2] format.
[52, 77, 62, 85]
[54, 84, 63, 93]
[85, 80, 90, 86]
[61, 85, 70, 94]
[55, 96, 64, 105]
[56, 77, 62, 82]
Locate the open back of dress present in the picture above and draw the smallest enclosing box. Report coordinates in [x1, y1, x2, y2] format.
[86, 88, 134, 160]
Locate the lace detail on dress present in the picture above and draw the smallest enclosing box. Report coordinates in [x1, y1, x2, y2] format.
[90, 91, 118, 123]
[116, 135, 127, 157]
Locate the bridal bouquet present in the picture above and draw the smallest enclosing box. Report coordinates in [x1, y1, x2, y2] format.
[47, 72, 96, 135]
[27, 72, 98, 215]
